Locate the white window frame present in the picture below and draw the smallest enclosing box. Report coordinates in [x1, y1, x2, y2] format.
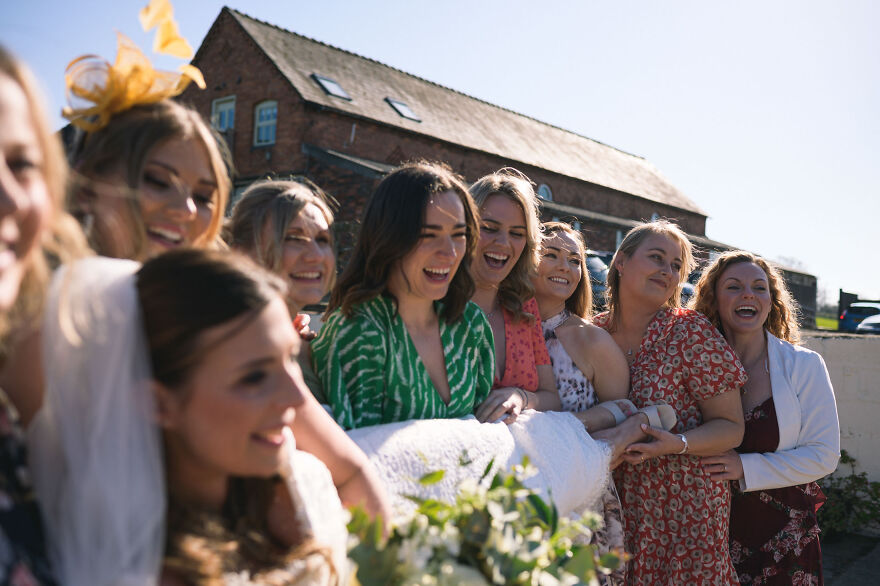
[253, 100, 277, 146]
[211, 96, 236, 132]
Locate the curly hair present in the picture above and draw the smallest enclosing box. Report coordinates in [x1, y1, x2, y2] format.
[605, 220, 695, 332]
[469, 168, 543, 324]
[541, 222, 592, 319]
[328, 160, 479, 324]
[690, 250, 800, 344]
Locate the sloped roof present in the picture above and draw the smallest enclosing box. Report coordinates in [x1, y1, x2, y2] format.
[222, 7, 705, 215]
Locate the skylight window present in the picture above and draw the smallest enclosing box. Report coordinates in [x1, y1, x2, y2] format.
[311, 74, 352, 100]
[385, 97, 421, 122]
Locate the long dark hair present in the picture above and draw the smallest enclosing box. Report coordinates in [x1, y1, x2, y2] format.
[136, 249, 335, 584]
[327, 160, 479, 323]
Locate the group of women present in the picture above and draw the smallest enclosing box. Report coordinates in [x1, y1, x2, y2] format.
[0, 35, 841, 586]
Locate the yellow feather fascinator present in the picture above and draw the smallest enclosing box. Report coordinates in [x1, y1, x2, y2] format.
[63, 0, 205, 132]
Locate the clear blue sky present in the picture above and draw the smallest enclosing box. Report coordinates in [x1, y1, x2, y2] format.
[4, 0, 878, 301]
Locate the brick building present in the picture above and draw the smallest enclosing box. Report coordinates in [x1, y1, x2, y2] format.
[181, 7, 817, 322]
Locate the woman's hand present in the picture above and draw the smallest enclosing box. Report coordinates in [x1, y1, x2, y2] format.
[621, 424, 686, 465]
[701, 449, 744, 482]
[591, 414, 649, 468]
[293, 313, 316, 341]
[475, 387, 526, 425]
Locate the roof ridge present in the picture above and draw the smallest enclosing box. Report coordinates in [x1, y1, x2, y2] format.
[226, 7, 645, 162]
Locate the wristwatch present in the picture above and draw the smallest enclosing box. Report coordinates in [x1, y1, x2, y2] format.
[675, 433, 689, 455]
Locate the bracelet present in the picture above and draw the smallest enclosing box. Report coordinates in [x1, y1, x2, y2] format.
[675, 433, 689, 455]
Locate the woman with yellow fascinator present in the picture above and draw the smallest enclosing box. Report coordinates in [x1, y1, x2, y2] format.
[65, 0, 230, 261]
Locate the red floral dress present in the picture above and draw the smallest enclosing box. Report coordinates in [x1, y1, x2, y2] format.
[730, 396, 825, 585]
[595, 308, 747, 586]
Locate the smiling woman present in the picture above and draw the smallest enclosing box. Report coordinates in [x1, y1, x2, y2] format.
[313, 161, 495, 430]
[68, 99, 230, 260]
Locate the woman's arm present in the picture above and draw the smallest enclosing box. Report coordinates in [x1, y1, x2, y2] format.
[622, 389, 744, 462]
[311, 309, 388, 430]
[291, 393, 392, 521]
[703, 351, 840, 489]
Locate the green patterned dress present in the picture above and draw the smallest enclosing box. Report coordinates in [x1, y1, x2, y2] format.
[312, 296, 495, 430]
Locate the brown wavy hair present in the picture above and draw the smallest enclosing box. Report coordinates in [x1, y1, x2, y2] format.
[136, 249, 336, 583]
[541, 222, 592, 319]
[327, 161, 479, 323]
[469, 168, 543, 324]
[690, 250, 800, 344]
[0, 46, 89, 357]
[605, 220, 695, 332]
[70, 99, 230, 260]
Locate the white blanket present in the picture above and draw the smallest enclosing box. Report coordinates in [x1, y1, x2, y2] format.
[347, 410, 611, 520]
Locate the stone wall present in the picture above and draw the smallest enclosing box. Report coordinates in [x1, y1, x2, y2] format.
[803, 333, 880, 482]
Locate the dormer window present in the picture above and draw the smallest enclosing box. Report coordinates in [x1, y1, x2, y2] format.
[385, 98, 421, 122]
[311, 74, 352, 100]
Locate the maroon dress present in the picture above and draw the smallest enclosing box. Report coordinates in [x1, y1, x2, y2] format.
[730, 396, 826, 585]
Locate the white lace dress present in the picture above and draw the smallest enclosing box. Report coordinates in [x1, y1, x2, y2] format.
[542, 310, 626, 584]
[226, 448, 350, 585]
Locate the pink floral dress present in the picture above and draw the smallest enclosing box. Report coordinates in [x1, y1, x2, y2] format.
[493, 298, 550, 391]
[595, 308, 747, 586]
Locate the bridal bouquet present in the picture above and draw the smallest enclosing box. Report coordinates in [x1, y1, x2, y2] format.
[347, 458, 622, 585]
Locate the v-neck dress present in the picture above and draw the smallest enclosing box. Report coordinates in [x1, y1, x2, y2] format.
[312, 296, 495, 430]
[594, 307, 747, 586]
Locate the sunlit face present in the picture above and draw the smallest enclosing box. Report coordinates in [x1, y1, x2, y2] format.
[471, 194, 527, 288]
[0, 73, 50, 310]
[87, 135, 218, 260]
[275, 202, 335, 313]
[534, 231, 583, 304]
[715, 261, 772, 336]
[388, 190, 467, 307]
[159, 297, 307, 491]
[615, 233, 684, 308]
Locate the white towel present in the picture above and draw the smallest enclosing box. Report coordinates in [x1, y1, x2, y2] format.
[347, 411, 611, 521]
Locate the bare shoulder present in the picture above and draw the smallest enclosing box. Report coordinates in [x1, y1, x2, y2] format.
[557, 315, 617, 347]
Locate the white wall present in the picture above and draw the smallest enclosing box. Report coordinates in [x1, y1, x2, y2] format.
[803, 334, 880, 482]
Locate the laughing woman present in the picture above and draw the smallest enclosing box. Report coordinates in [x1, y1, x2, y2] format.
[467, 170, 561, 424]
[694, 251, 839, 585]
[312, 162, 494, 430]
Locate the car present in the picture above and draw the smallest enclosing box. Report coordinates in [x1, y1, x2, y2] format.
[586, 252, 609, 310]
[855, 313, 880, 334]
[839, 301, 880, 332]
[680, 282, 695, 307]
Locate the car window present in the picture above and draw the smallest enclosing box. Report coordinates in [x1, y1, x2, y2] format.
[849, 306, 880, 317]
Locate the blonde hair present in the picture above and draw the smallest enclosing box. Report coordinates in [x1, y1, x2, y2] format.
[541, 222, 592, 319]
[228, 178, 335, 274]
[70, 100, 230, 259]
[605, 220, 695, 331]
[470, 168, 543, 323]
[0, 46, 89, 354]
[691, 250, 800, 344]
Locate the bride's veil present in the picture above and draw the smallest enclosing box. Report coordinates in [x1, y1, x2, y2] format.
[28, 257, 165, 586]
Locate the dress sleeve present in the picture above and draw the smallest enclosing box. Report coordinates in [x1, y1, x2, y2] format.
[679, 312, 747, 402]
[312, 307, 388, 430]
[740, 350, 841, 491]
[526, 298, 551, 366]
[470, 306, 496, 408]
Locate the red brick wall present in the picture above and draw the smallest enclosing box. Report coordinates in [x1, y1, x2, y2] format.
[183, 9, 708, 259]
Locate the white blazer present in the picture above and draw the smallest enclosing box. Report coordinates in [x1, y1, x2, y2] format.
[739, 332, 841, 491]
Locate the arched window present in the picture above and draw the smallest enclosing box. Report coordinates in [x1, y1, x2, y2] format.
[253, 100, 277, 146]
[537, 184, 553, 201]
